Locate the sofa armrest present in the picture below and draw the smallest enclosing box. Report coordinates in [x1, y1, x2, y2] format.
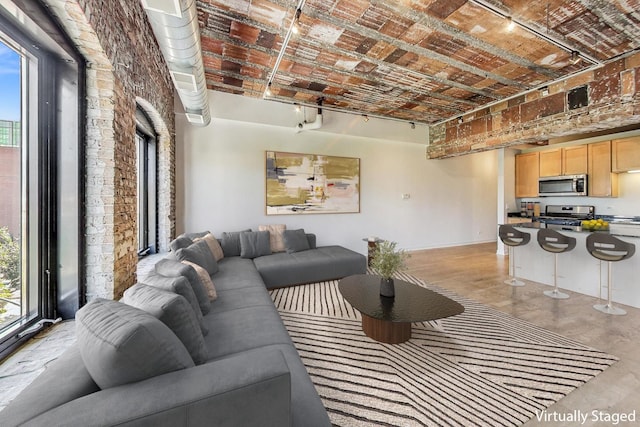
[22, 349, 291, 427]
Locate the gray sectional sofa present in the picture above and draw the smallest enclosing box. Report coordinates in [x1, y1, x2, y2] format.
[0, 227, 366, 426]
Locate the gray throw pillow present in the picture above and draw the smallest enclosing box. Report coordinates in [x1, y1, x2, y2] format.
[175, 240, 219, 276]
[141, 270, 208, 336]
[183, 231, 209, 240]
[240, 231, 272, 259]
[283, 229, 311, 253]
[122, 284, 208, 364]
[76, 299, 195, 389]
[306, 233, 317, 249]
[220, 229, 251, 257]
[169, 235, 193, 252]
[155, 258, 211, 315]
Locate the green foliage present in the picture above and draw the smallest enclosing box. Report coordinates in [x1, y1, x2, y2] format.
[0, 227, 20, 291]
[370, 240, 409, 279]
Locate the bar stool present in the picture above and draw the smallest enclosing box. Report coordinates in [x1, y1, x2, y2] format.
[537, 228, 576, 299]
[499, 225, 531, 287]
[586, 233, 635, 315]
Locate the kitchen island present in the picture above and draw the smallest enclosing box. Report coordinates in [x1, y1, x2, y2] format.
[505, 222, 640, 309]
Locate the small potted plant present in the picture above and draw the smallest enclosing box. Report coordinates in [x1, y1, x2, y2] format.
[370, 240, 409, 298]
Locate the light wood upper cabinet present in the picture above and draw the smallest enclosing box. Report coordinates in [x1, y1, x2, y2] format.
[612, 136, 640, 172]
[539, 149, 562, 177]
[563, 145, 588, 175]
[588, 141, 618, 197]
[539, 146, 587, 176]
[515, 152, 539, 198]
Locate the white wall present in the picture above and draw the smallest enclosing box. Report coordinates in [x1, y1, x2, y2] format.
[176, 91, 499, 254]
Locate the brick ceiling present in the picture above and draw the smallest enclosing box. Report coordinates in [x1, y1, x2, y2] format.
[197, 0, 640, 125]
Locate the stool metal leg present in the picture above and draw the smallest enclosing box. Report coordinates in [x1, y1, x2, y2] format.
[594, 261, 626, 315]
[544, 253, 569, 299]
[504, 245, 525, 287]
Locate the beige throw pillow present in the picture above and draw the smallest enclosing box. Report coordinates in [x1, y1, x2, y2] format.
[194, 233, 224, 262]
[181, 260, 217, 301]
[258, 224, 286, 253]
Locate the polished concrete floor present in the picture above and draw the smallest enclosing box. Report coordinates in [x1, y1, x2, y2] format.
[406, 242, 640, 427]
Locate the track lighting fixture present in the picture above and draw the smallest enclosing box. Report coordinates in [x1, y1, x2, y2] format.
[410, 122, 416, 129]
[457, 116, 463, 124]
[294, 103, 301, 113]
[291, 9, 302, 35]
[506, 16, 515, 32]
[265, 82, 272, 97]
[570, 50, 581, 65]
[362, 114, 369, 122]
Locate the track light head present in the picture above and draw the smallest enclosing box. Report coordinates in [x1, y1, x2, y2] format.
[570, 50, 581, 65]
[292, 9, 302, 34]
[265, 82, 272, 97]
[362, 114, 369, 122]
[506, 17, 515, 32]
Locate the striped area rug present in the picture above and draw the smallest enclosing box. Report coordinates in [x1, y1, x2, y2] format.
[269, 272, 618, 427]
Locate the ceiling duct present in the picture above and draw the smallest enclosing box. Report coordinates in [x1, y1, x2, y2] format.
[141, 0, 211, 126]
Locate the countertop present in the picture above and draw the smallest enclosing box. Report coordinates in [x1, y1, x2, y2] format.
[506, 221, 640, 238]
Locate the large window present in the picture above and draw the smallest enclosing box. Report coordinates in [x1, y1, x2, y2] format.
[136, 110, 157, 256]
[0, 4, 82, 358]
[0, 37, 22, 336]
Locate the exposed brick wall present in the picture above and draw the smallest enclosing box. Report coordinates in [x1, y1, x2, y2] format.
[428, 53, 640, 159]
[43, 0, 176, 300]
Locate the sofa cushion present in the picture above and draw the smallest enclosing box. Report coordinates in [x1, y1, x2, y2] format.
[76, 299, 195, 389]
[240, 231, 272, 259]
[220, 229, 251, 257]
[175, 240, 219, 276]
[122, 284, 208, 364]
[283, 229, 311, 253]
[182, 260, 217, 301]
[254, 245, 367, 289]
[258, 224, 286, 252]
[195, 233, 224, 261]
[141, 270, 208, 336]
[154, 258, 211, 316]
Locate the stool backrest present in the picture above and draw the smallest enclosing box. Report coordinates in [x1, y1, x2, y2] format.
[537, 228, 576, 253]
[499, 225, 531, 246]
[586, 233, 636, 262]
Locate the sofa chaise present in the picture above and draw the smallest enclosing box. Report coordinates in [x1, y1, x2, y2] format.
[0, 227, 366, 426]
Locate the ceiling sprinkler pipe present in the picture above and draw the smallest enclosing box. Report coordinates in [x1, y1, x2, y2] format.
[296, 97, 324, 132]
[297, 110, 323, 132]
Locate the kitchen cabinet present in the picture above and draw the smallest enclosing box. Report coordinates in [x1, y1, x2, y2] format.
[563, 145, 588, 175]
[588, 141, 618, 197]
[539, 149, 562, 177]
[612, 136, 640, 172]
[515, 152, 539, 198]
[539, 146, 587, 176]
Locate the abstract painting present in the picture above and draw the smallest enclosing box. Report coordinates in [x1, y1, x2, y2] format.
[266, 151, 360, 215]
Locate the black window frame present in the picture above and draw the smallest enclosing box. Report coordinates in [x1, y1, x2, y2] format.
[0, 3, 84, 360]
[136, 112, 157, 257]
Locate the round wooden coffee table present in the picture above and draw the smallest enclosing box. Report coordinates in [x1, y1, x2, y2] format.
[338, 274, 465, 344]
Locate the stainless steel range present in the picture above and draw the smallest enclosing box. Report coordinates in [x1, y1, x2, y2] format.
[536, 205, 595, 231]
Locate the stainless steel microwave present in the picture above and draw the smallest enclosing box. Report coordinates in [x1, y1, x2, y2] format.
[538, 174, 587, 196]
